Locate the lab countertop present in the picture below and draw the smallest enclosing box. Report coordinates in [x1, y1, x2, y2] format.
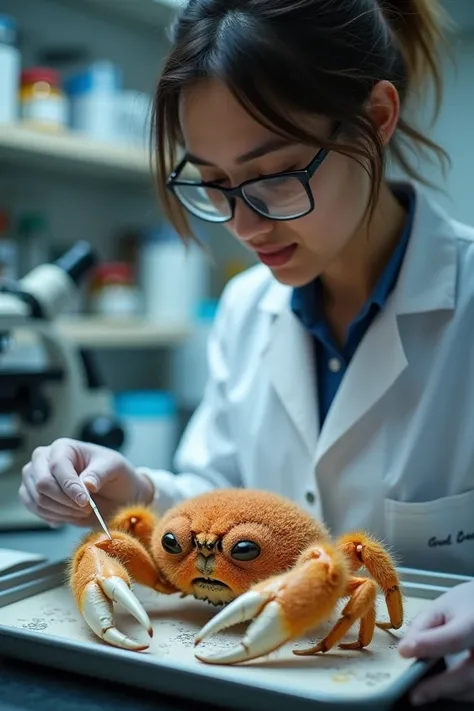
[0, 526, 472, 711]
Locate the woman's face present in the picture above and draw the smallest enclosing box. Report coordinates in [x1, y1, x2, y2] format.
[178, 78, 372, 287]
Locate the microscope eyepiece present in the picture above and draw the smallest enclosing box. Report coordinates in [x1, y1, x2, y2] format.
[55, 241, 98, 286]
[13, 241, 99, 321]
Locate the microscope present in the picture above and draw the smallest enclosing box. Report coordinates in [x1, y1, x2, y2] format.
[0, 242, 124, 530]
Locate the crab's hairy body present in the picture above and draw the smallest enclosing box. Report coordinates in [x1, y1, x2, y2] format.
[68, 489, 403, 663]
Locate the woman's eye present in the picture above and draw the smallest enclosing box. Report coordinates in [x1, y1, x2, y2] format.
[256, 165, 298, 180]
[268, 175, 292, 187]
[199, 173, 227, 185]
[278, 165, 298, 175]
[231, 540, 261, 561]
[161, 532, 182, 554]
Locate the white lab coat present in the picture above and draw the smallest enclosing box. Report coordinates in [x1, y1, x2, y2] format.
[141, 181, 474, 577]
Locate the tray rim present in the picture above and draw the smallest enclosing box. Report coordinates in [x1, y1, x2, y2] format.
[0, 558, 66, 592]
[0, 560, 470, 711]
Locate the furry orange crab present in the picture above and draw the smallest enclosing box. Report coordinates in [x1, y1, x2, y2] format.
[69, 489, 403, 664]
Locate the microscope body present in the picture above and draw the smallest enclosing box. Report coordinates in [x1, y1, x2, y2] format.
[0, 243, 124, 530]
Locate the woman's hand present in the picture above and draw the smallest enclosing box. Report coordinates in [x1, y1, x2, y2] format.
[19, 438, 155, 528]
[398, 579, 474, 705]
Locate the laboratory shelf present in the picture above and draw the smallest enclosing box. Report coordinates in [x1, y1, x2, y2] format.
[16, 317, 189, 350]
[0, 124, 152, 182]
[56, 316, 190, 349]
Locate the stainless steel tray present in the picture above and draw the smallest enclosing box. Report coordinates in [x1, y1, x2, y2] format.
[0, 560, 470, 711]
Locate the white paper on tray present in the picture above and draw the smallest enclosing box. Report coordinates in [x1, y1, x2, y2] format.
[0, 583, 429, 701]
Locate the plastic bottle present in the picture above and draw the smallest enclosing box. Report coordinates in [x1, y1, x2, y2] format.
[171, 299, 219, 409]
[89, 262, 141, 317]
[19, 67, 68, 131]
[114, 390, 178, 471]
[64, 61, 121, 142]
[139, 223, 209, 325]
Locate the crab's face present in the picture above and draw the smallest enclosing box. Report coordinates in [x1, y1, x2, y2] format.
[151, 489, 323, 605]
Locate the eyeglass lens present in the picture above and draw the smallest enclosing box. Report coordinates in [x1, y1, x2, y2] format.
[173, 163, 311, 222]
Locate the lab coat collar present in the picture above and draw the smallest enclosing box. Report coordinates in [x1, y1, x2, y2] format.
[259, 181, 457, 317]
[259, 180, 458, 460]
[391, 181, 457, 315]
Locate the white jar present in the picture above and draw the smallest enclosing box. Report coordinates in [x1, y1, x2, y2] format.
[0, 15, 20, 124]
[92, 284, 141, 317]
[139, 223, 209, 326]
[114, 390, 178, 471]
[65, 61, 121, 142]
[90, 262, 141, 317]
[20, 67, 68, 131]
[171, 299, 218, 409]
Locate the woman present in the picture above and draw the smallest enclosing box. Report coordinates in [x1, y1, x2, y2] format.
[21, 0, 474, 703]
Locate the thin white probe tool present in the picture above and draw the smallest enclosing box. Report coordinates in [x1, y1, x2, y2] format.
[84, 488, 112, 540]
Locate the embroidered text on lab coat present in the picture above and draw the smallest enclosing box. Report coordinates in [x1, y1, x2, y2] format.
[428, 530, 474, 547]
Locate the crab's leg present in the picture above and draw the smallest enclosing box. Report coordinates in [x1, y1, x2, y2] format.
[107, 505, 157, 549]
[70, 526, 177, 651]
[194, 541, 350, 665]
[294, 575, 377, 655]
[337, 532, 403, 630]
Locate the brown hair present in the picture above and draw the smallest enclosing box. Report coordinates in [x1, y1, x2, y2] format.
[152, 0, 452, 238]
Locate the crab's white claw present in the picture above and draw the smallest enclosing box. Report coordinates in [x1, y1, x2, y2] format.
[101, 577, 153, 633]
[81, 575, 153, 651]
[194, 590, 289, 664]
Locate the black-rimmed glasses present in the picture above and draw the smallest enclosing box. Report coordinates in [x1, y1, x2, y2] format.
[166, 144, 332, 224]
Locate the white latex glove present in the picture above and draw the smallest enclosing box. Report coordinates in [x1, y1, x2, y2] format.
[19, 438, 154, 528]
[398, 579, 474, 705]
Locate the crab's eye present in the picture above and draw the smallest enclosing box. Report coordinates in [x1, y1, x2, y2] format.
[231, 540, 260, 561]
[161, 532, 182, 554]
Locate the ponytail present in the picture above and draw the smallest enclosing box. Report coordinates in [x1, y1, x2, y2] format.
[379, 0, 453, 180]
[383, 1, 451, 106]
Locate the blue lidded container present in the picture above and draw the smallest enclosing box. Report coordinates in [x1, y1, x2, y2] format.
[64, 60, 122, 97]
[195, 298, 219, 323]
[114, 390, 177, 419]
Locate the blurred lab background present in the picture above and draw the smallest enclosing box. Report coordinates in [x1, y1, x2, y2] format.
[0, 0, 472, 478]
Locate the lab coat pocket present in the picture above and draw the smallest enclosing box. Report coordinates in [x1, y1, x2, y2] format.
[384, 490, 474, 576]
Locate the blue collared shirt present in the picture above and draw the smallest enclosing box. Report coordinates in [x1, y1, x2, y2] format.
[291, 186, 415, 427]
